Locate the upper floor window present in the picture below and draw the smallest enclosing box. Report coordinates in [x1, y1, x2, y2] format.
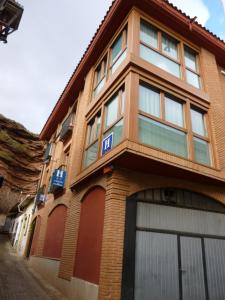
[140, 20, 180, 78]
[92, 26, 127, 101]
[184, 46, 201, 88]
[110, 28, 127, 74]
[191, 108, 210, 165]
[140, 19, 201, 89]
[138, 82, 212, 165]
[102, 88, 124, 153]
[139, 83, 187, 158]
[84, 112, 101, 168]
[93, 56, 107, 98]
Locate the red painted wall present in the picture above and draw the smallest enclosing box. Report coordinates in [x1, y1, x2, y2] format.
[30, 216, 41, 256]
[43, 205, 67, 259]
[74, 187, 105, 284]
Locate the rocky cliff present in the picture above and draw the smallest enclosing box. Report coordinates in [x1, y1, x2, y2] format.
[0, 114, 44, 213]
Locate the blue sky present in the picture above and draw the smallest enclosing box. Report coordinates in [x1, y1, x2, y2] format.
[0, 0, 225, 134]
[170, 0, 225, 41]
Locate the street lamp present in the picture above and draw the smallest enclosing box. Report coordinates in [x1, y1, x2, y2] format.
[0, 0, 23, 43]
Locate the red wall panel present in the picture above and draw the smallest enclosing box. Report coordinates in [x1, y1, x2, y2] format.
[30, 216, 41, 256]
[43, 205, 67, 259]
[74, 187, 105, 284]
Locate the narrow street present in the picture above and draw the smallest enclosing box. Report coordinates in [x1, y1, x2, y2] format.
[0, 234, 65, 300]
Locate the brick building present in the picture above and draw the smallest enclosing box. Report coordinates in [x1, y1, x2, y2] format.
[27, 1, 225, 299]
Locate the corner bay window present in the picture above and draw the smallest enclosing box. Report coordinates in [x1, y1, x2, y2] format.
[92, 27, 127, 100]
[83, 87, 125, 168]
[140, 19, 201, 88]
[138, 83, 211, 165]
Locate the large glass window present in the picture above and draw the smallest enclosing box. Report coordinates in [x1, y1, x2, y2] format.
[84, 112, 101, 168]
[140, 19, 180, 78]
[191, 108, 211, 165]
[138, 83, 187, 158]
[102, 88, 124, 155]
[140, 19, 202, 88]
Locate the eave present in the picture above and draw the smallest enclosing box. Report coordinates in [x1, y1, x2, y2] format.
[40, 0, 225, 141]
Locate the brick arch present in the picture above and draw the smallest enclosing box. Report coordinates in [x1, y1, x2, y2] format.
[43, 204, 67, 259]
[48, 202, 69, 217]
[30, 215, 41, 256]
[73, 186, 106, 284]
[128, 177, 225, 206]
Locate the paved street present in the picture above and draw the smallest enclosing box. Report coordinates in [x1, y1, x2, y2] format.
[0, 234, 65, 300]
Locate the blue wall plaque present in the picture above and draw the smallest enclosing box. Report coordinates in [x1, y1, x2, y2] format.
[102, 133, 113, 155]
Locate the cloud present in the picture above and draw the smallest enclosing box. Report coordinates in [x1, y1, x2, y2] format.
[221, 0, 225, 11]
[169, 0, 210, 25]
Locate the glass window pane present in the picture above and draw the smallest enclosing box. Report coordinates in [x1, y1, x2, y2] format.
[105, 95, 119, 128]
[193, 137, 210, 165]
[162, 33, 178, 60]
[103, 119, 123, 150]
[88, 121, 95, 145]
[140, 44, 180, 78]
[111, 49, 127, 74]
[165, 96, 183, 127]
[191, 109, 206, 136]
[96, 115, 101, 137]
[139, 84, 160, 117]
[121, 90, 125, 114]
[186, 70, 200, 89]
[184, 46, 197, 71]
[140, 20, 158, 48]
[112, 33, 123, 63]
[139, 115, 187, 158]
[84, 141, 98, 167]
[94, 77, 106, 97]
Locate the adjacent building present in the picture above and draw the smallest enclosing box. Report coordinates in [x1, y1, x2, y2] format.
[27, 1, 225, 299]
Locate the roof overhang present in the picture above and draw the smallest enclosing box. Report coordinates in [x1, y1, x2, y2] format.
[40, 0, 225, 140]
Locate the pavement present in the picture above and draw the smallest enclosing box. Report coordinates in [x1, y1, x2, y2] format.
[0, 233, 67, 300]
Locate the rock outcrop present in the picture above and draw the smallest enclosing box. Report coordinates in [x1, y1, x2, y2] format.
[0, 114, 44, 213]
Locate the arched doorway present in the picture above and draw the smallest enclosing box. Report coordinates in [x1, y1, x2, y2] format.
[26, 215, 41, 257]
[122, 188, 225, 300]
[43, 204, 67, 259]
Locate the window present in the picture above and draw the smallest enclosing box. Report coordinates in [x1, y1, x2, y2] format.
[138, 83, 187, 158]
[93, 56, 107, 98]
[103, 88, 124, 153]
[110, 27, 127, 74]
[84, 112, 101, 168]
[191, 108, 211, 165]
[184, 46, 201, 88]
[138, 82, 212, 165]
[140, 19, 201, 88]
[140, 19, 180, 78]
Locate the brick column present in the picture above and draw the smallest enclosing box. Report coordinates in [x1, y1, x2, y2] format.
[98, 169, 129, 300]
[58, 192, 81, 280]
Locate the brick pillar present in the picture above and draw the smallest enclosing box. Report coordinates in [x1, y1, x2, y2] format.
[58, 192, 81, 280]
[98, 169, 129, 300]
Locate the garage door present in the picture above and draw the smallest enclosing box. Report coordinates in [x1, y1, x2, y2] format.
[135, 202, 225, 300]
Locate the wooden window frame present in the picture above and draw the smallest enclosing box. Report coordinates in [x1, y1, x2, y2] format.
[139, 17, 202, 87]
[109, 27, 127, 72]
[138, 81, 213, 165]
[103, 87, 125, 135]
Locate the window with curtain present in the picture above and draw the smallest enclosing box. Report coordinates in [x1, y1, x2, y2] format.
[111, 27, 127, 74]
[83, 112, 101, 168]
[184, 46, 201, 88]
[140, 19, 180, 78]
[139, 19, 202, 88]
[138, 83, 187, 158]
[191, 108, 211, 165]
[102, 88, 124, 154]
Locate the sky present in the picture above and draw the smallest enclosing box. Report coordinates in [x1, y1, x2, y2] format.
[0, 0, 225, 134]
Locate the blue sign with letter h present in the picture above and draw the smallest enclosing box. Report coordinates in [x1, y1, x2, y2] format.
[52, 169, 66, 188]
[102, 133, 113, 155]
